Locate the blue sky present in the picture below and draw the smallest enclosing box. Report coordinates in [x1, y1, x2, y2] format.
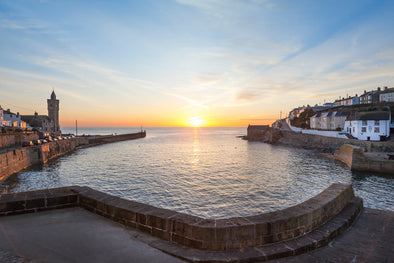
[1, 0, 394, 126]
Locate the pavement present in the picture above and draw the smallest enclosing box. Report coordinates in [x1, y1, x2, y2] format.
[0, 207, 392, 263]
[0, 207, 185, 263]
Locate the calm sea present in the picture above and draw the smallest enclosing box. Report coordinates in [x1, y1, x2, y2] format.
[6, 127, 394, 218]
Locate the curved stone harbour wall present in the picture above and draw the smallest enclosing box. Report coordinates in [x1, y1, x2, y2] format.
[334, 144, 394, 173]
[0, 138, 88, 182]
[0, 183, 361, 251]
[0, 132, 146, 184]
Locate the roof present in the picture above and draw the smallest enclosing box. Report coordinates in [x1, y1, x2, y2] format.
[248, 125, 269, 129]
[334, 112, 346, 117]
[347, 111, 390, 121]
[21, 115, 51, 127]
[2, 109, 16, 115]
[311, 111, 346, 118]
[380, 88, 394, 94]
[50, 90, 56, 100]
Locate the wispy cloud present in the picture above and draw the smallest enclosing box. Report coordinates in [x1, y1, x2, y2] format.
[0, 18, 47, 30]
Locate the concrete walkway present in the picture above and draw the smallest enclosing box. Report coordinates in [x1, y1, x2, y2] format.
[0, 207, 185, 263]
[0, 207, 392, 262]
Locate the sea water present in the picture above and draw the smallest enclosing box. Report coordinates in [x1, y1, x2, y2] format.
[6, 127, 394, 218]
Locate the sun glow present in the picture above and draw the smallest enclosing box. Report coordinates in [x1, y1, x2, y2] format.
[188, 117, 205, 127]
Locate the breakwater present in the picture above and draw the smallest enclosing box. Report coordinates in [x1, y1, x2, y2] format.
[0, 137, 88, 182]
[0, 183, 362, 255]
[86, 131, 146, 146]
[0, 132, 146, 184]
[333, 144, 394, 173]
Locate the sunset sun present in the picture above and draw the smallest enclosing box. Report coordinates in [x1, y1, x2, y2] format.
[188, 117, 205, 127]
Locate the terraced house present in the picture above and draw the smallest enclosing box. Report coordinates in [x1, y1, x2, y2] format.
[310, 111, 347, 131]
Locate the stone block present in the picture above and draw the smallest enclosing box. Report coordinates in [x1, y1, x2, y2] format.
[152, 227, 171, 241]
[25, 197, 45, 209]
[254, 222, 270, 237]
[79, 195, 97, 209]
[113, 206, 137, 222]
[169, 213, 201, 237]
[260, 242, 294, 260]
[189, 218, 215, 241]
[6, 200, 25, 211]
[136, 223, 152, 234]
[125, 220, 137, 228]
[262, 234, 274, 244]
[46, 194, 77, 207]
[146, 208, 176, 231]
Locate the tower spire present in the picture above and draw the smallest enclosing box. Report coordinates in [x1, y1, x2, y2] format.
[50, 89, 56, 100]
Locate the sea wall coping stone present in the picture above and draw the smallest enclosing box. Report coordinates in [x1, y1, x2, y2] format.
[0, 183, 357, 251]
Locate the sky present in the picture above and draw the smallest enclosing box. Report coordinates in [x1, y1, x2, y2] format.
[1, 0, 394, 127]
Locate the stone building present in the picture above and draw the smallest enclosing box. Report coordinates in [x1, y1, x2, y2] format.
[247, 125, 269, 138]
[21, 91, 61, 136]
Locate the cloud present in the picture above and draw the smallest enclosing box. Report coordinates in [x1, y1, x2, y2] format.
[196, 73, 222, 84]
[0, 18, 47, 30]
[236, 91, 260, 102]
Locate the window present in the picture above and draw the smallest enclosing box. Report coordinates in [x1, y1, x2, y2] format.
[374, 120, 380, 125]
[374, 127, 380, 133]
[362, 120, 367, 126]
[361, 127, 366, 133]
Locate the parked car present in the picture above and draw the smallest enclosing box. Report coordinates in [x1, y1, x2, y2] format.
[32, 140, 41, 145]
[22, 141, 33, 147]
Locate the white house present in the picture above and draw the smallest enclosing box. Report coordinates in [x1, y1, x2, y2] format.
[379, 87, 394, 102]
[310, 111, 347, 131]
[344, 111, 391, 141]
[0, 106, 27, 129]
